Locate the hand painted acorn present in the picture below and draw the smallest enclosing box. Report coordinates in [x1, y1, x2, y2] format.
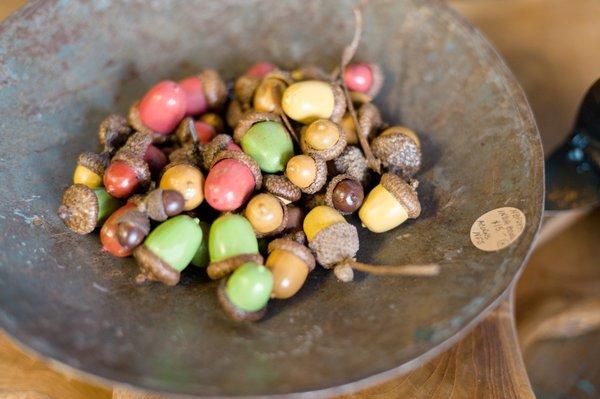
[285, 153, 327, 194]
[58, 184, 122, 234]
[200, 134, 241, 170]
[73, 152, 109, 188]
[371, 126, 422, 177]
[103, 132, 153, 198]
[98, 114, 133, 154]
[300, 119, 346, 160]
[324, 174, 364, 215]
[204, 150, 262, 211]
[266, 238, 315, 299]
[178, 69, 228, 116]
[244, 193, 288, 237]
[100, 203, 144, 257]
[253, 71, 292, 113]
[262, 174, 302, 205]
[134, 215, 203, 286]
[343, 62, 384, 99]
[359, 173, 421, 233]
[206, 213, 263, 279]
[191, 221, 210, 268]
[218, 262, 273, 322]
[333, 145, 370, 185]
[233, 111, 294, 173]
[159, 163, 205, 211]
[245, 61, 276, 78]
[281, 80, 346, 124]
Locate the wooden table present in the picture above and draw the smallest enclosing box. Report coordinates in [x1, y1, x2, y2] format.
[1, 1, 599, 398]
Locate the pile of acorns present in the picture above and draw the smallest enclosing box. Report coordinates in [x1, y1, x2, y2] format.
[58, 58, 436, 322]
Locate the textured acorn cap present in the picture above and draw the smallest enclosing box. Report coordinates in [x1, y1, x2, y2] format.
[217, 278, 267, 322]
[268, 238, 316, 272]
[200, 69, 228, 110]
[300, 121, 347, 161]
[166, 143, 201, 167]
[226, 99, 244, 129]
[98, 114, 132, 152]
[175, 117, 197, 145]
[77, 151, 109, 175]
[252, 196, 288, 238]
[308, 221, 359, 268]
[333, 145, 370, 185]
[283, 229, 307, 245]
[263, 174, 301, 203]
[200, 134, 234, 170]
[127, 101, 169, 144]
[143, 188, 170, 221]
[210, 149, 262, 190]
[234, 74, 261, 107]
[57, 184, 99, 234]
[372, 127, 421, 177]
[115, 131, 153, 159]
[233, 110, 281, 143]
[324, 174, 362, 215]
[296, 154, 327, 195]
[380, 173, 421, 219]
[207, 253, 264, 280]
[263, 69, 293, 85]
[133, 244, 180, 286]
[112, 152, 151, 187]
[303, 192, 326, 210]
[330, 83, 346, 124]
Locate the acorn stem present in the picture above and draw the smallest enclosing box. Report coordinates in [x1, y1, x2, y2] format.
[332, 6, 363, 81]
[340, 259, 440, 276]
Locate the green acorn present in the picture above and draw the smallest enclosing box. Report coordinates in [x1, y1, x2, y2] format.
[218, 262, 273, 322]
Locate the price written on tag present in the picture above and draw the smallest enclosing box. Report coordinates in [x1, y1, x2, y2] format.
[470, 207, 526, 251]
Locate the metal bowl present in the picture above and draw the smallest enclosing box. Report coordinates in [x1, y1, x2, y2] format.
[0, 0, 543, 396]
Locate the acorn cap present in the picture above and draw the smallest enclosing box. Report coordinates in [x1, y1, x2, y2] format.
[263, 69, 293, 85]
[207, 253, 264, 280]
[358, 102, 383, 139]
[226, 99, 244, 129]
[127, 101, 169, 144]
[330, 83, 346, 124]
[115, 131, 153, 159]
[57, 184, 99, 234]
[166, 143, 201, 167]
[217, 278, 267, 322]
[300, 121, 347, 161]
[283, 229, 307, 246]
[77, 152, 109, 175]
[304, 192, 326, 210]
[234, 74, 261, 107]
[380, 173, 421, 219]
[268, 238, 316, 272]
[365, 63, 384, 98]
[324, 174, 362, 215]
[210, 149, 262, 190]
[299, 154, 327, 195]
[200, 134, 234, 170]
[291, 65, 330, 81]
[116, 208, 151, 249]
[372, 128, 421, 177]
[200, 69, 227, 110]
[133, 244, 180, 286]
[98, 114, 132, 152]
[263, 174, 302, 203]
[308, 221, 359, 268]
[252, 197, 289, 238]
[143, 188, 175, 221]
[175, 117, 197, 145]
[333, 145, 370, 185]
[233, 110, 281, 143]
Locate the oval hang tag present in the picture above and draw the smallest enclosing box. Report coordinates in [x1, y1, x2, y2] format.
[470, 207, 526, 251]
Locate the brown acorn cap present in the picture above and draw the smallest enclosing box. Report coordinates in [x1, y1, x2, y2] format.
[330, 83, 346, 124]
[371, 128, 421, 177]
[98, 114, 132, 152]
[133, 244, 180, 286]
[127, 101, 169, 144]
[175, 117, 196, 145]
[217, 279, 267, 322]
[291, 65, 330, 81]
[57, 184, 99, 234]
[333, 145, 370, 185]
[308, 221, 359, 268]
[199, 69, 227, 110]
[143, 188, 168, 221]
[112, 153, 151, 187]
[304, 192, 326, 210]
[380, 125, 421, 147]
[380, 173, 421, 219]
[252, 197, 289, 238]
[299, 154, 327, 195]
[77, 152, 109, 176]
[233, 110, 281, 143]
[210, 149, 262, 190]
[200, 134, 233, 170]
[207, 253, 264, 280]
[268, 238, 316, 272]
[358, 102, 383, 140]
[226, 99, 244, 129]
[115, 131, 153, 159]
[366, 63, 384, 98]
[300, 121, 347, 161]
[166, 143, 201, 167]
[324, 174, 362, 215]
[233, 74, 260, 108]
[283, 229, 307, 245]
[263, 174, 301, 203]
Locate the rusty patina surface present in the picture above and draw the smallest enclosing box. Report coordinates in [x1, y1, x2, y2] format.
[0, 0, 542, 396]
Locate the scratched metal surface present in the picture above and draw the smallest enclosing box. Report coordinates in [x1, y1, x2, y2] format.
[0, 0, 543, 397]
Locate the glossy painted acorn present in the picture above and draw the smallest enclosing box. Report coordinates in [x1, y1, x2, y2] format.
[159, 163, 205, 211]
[138, 80, 187, 134]
[281, 80, 345, 124]
[343, 62, 384, 98]
[100, 203, 142, 256]
[285, 153, 327, 194]
[245, 62, 276, 78]
[266, 238, 315, 299]
[300, 119, 346, 161]
[325, 174, 364, 214]
[244, 193, 287, 237]
[219, 262, 273, 322]
[58, 184, 121, 235]
[73, 152, 109, 188]
[178, 70, 227, 116]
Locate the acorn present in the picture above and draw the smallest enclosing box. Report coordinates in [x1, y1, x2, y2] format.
[218, 262, 273, 322]
[324, 174, 364, 215]
[359, 173, 421, 233]
[371, 126, 422, 177]
[58, 184, 122, 235]
[262, 174, 302, 204]
[245, 61, 277, 78]
[73, 151, 110, 188]
[343, 62, 384, 100]
[234, 74, 261, 110]
[281, 80, 346, 124]
[200, 134, 240, 170]
[285, 153, 327, 194]
[159, 163, 205, 211]
[234, 111, 294, 173]
[266, 238, 315, 299]
[341, 113, 359, 145]
[99, 203, 144, 257]
[137, 188, 185, 222]
[206, 213, 263, 280]
[243, 193, 288, 238]
[103, 132, 153, 198]
[333, 145, 370, 185]
[300, 119, 347, 161]
[134, 215, 203, 286]
[253, 70, 292, 113]
[178, 69, 228, 116]
[98, 114, 133, 154]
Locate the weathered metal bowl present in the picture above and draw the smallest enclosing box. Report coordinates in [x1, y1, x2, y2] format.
[0, 0, 542, 397]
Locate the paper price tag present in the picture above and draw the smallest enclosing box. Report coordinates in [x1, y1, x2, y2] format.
[470, 207, 526, 251]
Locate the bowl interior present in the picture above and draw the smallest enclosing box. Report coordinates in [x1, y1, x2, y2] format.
[0, 0, 542, 396]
